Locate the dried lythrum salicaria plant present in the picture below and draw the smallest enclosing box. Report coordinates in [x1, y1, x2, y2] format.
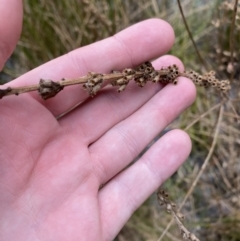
[0, 62, 231, 100]
[157, 189, 200, 241]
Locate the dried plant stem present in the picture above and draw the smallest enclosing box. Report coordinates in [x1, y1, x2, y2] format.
[213, 156, 234, 191]
[181, 105, 223, 207]
[224, 93, 240, 124]
[176, 0, 207, 70]
[158, 105, 224, 241]
[157, 189, 200, 241]
[184, 101, 225, 131]
[230, 0, 239, 81]
[0, 72, 126, 99]
[0, 62, 231, 100]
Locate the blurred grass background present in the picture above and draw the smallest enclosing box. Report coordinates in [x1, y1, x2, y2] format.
[1, 0, 240, 240]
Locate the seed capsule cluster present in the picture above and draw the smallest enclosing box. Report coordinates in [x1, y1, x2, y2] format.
[157, 189, 200, 241]
[82, 62, 181, 96]
[39, 79, 64, 99]
[111, 68, 136, 92]
[82, 72, 104, 96]
[185, 70, 231, 92]
[111, 62, 181, 92]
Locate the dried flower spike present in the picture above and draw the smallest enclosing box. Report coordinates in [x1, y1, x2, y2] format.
[0, 61, 231, 100]
[157, 188, 200, 241]
[183, 70, 231, 92]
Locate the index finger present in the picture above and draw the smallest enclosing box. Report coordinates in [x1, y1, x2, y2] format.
[9, 19, 175, 116]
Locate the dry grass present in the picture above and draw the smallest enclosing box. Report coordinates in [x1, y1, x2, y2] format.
[1, 0, 240, 240]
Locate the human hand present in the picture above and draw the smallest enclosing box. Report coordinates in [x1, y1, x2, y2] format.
[0, 1, 196, 241]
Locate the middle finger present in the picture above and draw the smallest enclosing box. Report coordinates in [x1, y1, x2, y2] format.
[88, 70, 196, 184]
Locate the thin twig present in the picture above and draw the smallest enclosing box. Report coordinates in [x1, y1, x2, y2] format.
[223, 92, 240, 124]
[184, 101, 225, 131]
[176, 0, 207, 70]
[181, 105, 223, 206]
[230, 0, 239, 81]
[158, 105, 224, 241]
[212, 156, 234, 192]
[157, 189, 200, 241]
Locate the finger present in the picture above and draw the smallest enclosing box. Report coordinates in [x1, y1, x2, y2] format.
[0, 0, 23, 70]
[89, 69, 196, 184]
[99, 130, 191, 241]
[9, 19, 174, 116]
[59, 55, 184, 143]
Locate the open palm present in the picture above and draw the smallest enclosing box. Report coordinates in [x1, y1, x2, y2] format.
[0, 1, 196, 241]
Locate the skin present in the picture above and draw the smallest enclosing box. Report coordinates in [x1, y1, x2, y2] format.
[0, 1, 196, 241]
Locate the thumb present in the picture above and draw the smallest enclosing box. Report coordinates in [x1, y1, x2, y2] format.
[0, 0, 23, 70]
